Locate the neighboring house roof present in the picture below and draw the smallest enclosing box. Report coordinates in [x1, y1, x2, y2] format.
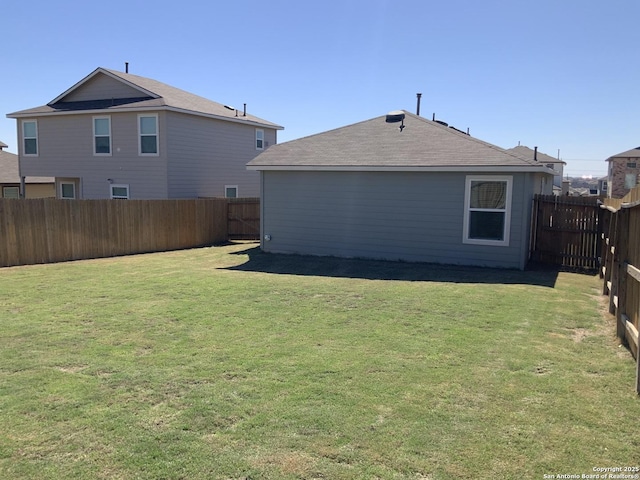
[248, 111, 554, 173]
[7, 67, 283, 130]
[0, 148, 53, 184]
[607, 146, 640, 160]
[0, 149, 19, 183]
[506, 145, 566, 166]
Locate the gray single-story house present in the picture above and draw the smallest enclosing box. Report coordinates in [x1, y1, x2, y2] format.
[247, 111, 554, 270]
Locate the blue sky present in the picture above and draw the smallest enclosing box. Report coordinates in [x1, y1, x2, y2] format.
[2, 0, 638, 177]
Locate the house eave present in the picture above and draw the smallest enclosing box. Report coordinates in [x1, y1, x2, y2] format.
[247, 165, 555, 174]
[7, 105, 284, 130]
[164, 107, 284, 130]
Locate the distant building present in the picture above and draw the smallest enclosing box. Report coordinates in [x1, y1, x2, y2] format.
[507, 145, 565, 191]
[598, 176, 608, 196]
[0, 141, 54, 198]
[606, 147, 640, 198]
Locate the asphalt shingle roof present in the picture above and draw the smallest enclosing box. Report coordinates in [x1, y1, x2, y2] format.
[248, 111, 550, 171]
[0, 149, 53, 184]
[506, 145, 566, 165]
[0, 149, 18, 183]
[608, 147, 640, 159]
[7, 68, 283, 129]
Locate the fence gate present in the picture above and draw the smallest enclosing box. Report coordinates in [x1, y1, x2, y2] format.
[530, 194, 602, 270]
[227, 197, 260, 240]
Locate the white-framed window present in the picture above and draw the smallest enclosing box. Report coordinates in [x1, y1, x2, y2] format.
[110, 184, 129, 199]
[2, 186, 20, 199]
[225, 185, 238, 198]
[625, 173, 638, 189]
[138, 114, 158, 155]
[255, 129, 264, 150]
[93, 116, 111, 155]
[463, 175, 512, 246]
[22, 120, 38, 156]
[60, 182, 76, 199]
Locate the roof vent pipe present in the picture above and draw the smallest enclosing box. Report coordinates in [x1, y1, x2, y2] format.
[385, 110, 406, 131]
[125, 62, 129, 73]
[243, 103, 246, 117]
[416, 93, 422, 116]
[534, 146, 538, 161]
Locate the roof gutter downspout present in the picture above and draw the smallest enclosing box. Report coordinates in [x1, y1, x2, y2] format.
[18, 140, 25, 198]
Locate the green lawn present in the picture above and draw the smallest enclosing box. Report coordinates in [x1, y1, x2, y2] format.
[0, 243, 638, 479]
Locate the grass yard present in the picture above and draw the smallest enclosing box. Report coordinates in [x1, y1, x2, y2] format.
[0, 242, 638, 479]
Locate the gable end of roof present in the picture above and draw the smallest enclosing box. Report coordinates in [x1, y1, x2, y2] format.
[48, 67, 160, 105]
[7, 67, 283, 129]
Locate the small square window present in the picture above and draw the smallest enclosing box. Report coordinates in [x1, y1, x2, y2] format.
[225, 185, 238, 198]
[2, 186, 19, 199]
[60, 182, 76, 199]
[110, 184, 129, 199]
[627, 162, 637, 169]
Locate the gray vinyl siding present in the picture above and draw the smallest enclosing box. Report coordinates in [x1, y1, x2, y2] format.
[19, 112, 169, 199]
[166, 111, 275, 198]
[261, 171, 537, 269]
[61, 74, 144, 102]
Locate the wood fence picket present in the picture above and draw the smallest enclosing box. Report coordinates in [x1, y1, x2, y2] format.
[600, 185, 640, 393]
[0, 198, 230, 267]
[531, 194, 602, 270]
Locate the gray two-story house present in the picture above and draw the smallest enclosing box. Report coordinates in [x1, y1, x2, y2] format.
[7, 67, 283, 199]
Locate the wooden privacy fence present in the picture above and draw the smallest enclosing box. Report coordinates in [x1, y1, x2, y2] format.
[600, 185, 640, 393]
[227, 197, 260, 240]
[530, 194, 602, 270]
[0, 198, 229, 267]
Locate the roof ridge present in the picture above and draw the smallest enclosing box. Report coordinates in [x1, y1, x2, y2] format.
[99, 67, 282, 128]
[12, 67, 282, 129]
[276, 115, 388, 146]
[101, 67, 204, 99]
[250, 111, 555, 172]
[403, 111, 541, 167]
[507, 145, 565, 165]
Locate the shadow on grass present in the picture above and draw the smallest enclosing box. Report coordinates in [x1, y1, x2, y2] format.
[224, 245, 563, 287]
